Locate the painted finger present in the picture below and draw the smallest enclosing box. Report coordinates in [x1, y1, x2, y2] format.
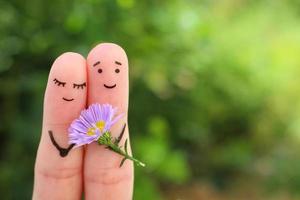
[33, 53, 87, 200]
[84, 43, 133, 200]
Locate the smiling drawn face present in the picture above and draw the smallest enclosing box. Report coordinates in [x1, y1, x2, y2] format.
[52, 78, 86, 102]
[44, 53, 87, 124]
[87, 43, 129, 109]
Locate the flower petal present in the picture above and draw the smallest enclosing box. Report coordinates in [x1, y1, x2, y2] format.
[68, 103, 123, 147]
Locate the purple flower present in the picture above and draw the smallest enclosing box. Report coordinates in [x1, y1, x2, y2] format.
[68, 103, 123, 148]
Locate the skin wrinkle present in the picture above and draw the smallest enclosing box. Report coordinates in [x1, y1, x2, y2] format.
[85, 167, 132, 185]
[35, 165, 81, 180]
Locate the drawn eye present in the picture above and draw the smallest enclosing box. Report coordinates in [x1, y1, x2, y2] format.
[115, 68, 120, 73]
[73, 82, 86, 89]
[53, 78, 66, 87]
[98, 68, 103, 73]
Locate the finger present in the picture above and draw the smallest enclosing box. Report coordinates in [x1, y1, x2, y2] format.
[84, 43, 133, 200]
[33, 52, 87, 200]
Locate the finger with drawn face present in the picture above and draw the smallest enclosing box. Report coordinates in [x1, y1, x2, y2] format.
[33, 53, 86, 200]
[84, 43, 133, 200]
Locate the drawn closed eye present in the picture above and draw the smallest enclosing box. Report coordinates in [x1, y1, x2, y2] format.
[53, 78, 66, 87]
[73, 82, 86, 89]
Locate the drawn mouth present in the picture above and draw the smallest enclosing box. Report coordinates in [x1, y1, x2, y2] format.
[62, 97, 74, 102]
[104, 84, 116, 89]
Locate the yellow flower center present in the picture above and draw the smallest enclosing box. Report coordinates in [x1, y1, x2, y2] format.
[86, 120, 106, 136]
[96, 120, 105, 131]
[87, 127, 96, 136]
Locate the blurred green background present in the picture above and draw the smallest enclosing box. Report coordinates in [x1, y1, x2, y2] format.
[1, 0, 300, 199]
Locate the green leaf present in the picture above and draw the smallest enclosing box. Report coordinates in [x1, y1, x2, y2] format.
[124, 139, 128, 154]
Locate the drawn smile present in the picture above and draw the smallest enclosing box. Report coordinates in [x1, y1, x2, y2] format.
[62, 97, 74, 101]
[104, 84, 116, 89]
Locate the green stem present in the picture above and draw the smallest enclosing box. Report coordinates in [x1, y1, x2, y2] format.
[108, 143, 146, 167]
[97, 132, 145, 167]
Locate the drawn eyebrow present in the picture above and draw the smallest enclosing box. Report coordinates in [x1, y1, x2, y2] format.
[93, 61, 100, 67]
[115, 61, 122, 65]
